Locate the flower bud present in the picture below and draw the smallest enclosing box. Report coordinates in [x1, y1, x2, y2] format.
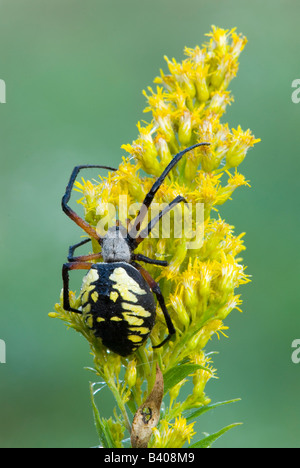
[196, 79, 210, 102]
[226, 146, 246, 168]
[184, 155, 199, 182]
[178, 112, 192, 146]
[210, 68, 225, 90]
[125, 360, 137, 388]
[169, 379, 187, 404]
[156, 136, 172, 167]
[170, 294, 190, 329]
[156, 114, 176, 144]
[182, 77, 196, 99]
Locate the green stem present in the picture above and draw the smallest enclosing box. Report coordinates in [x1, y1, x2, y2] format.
[136, 347, 152, 389]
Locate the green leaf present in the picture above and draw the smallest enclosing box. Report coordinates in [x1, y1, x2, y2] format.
[163, 364, 213, 395]
[190, 423, 242, 448]
[126, 396, 137, 416]
[89, 382, 115, 448]
[186, 398, 241, 422]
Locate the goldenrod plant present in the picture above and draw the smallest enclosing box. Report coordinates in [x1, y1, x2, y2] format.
[50, 26, 259, 448]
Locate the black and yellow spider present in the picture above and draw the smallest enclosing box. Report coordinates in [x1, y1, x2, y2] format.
[61, 142, 209, 357]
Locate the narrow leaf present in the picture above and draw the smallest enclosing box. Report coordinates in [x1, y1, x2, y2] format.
[186, 399, 241, 422]
[89, 382, 115, 448]
[163, 364, 213, 395]
[190, 423, 242, 448]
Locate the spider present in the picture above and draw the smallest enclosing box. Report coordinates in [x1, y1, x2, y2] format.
[61, 142, 209, 357]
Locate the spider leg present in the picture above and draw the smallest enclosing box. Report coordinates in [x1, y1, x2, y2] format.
[68, 238, 103, 263]
[133, 262, 176, 348]
[62, 165, 117, 241]
[62, 262, 92, 313]
[132, 195, 187, 247]
[132, 254, 168, 267]
[68, 238, 91, 260]
[128, 142, 209, 240]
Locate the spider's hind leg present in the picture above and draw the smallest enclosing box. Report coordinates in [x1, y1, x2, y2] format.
[62, 262, 92, 313]
[133, 262, 176, 348]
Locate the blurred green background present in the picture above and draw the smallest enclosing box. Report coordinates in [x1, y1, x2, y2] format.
[0, 0, 299, 448]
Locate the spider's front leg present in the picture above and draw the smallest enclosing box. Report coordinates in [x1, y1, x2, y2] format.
[131, 195, 187, 247]
[128, 142, 209, 238]
[62, 164, 116, 240]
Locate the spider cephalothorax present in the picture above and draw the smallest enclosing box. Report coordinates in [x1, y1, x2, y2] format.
[101, 226, 132, 263]
[61, 142, 209, 357]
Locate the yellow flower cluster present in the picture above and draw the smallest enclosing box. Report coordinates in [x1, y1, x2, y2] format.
[52, 26, 259, 448]
[150, 415, 196, 448]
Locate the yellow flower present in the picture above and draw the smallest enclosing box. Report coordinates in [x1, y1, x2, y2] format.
[206, 25, 235, 55]
[216, 170, 250, 205]
[226, 126, 261, 168]
[143, 86, 170, 113]
[151, 416, 196, 448]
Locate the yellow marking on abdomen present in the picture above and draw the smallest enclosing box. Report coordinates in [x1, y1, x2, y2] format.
[109, 267, 147, 303]
[128, 335, 143, 343]
[110, 316, 122, 322]
[110, 291, 119, 302]
[129, 327, 150, 335]
[81, 286, 95, 305]
[81, 269, 99, 303]
[122, 303, 152, 318]
[122, 313, 144, 326]
[82, 269, 99, 289]
[91, 291, 99, 303]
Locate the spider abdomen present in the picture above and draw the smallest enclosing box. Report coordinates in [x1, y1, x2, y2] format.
[80, 262, 156, 356]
